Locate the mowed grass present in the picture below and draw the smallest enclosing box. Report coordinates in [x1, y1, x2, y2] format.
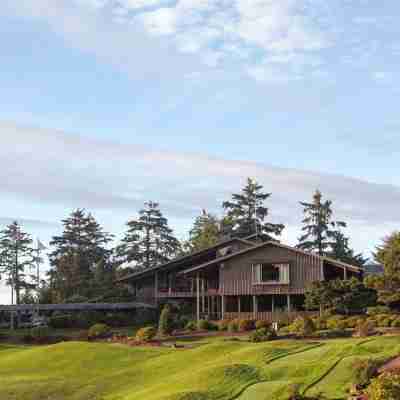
[0, 336, 400, 400]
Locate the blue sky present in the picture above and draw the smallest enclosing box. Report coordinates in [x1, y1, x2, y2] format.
[1, 0, 400, 303]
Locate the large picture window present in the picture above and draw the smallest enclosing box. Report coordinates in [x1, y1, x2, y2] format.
[252, 263, 290, 284]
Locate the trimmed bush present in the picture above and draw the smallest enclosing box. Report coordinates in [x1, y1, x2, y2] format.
[391, 318, 400, 328]
[367, 306, 391, 316]
[255, 320, 271, 330]
[238, 319, 254, 332]
[197, 319, 213, 331]
[345, 316, 363, 329]
[352, 358, 380, 387]
[185, 321, 197, 331]
[158, 305, 174, 336]
[49, 314, 73, 329]
[289, 316, 316, 337]
[366, 372, 400, 400]
[312, 316, 327, 331]
[249, 327, 276, 343]
[354, 320, 376, 338]
[88, 323, 111, 339]
[218, 319, 231, 331]
[326, 316, 347, 330]
[30, 326, 50, 341]
[135, 326, 157, 342]
[228, 319, 239, 333]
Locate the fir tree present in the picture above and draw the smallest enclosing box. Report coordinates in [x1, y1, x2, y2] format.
[329, 230, 367, 267]
[184, 210, 221, 253]
[297, 190, 345, 256]
[222, 178, 284, 239]
[49, 209, 113, 300]
[117, 201, 181, 270]
[0, 221, 36, 304]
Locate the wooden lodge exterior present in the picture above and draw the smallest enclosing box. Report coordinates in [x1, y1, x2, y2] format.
[117, 235, 363, 322]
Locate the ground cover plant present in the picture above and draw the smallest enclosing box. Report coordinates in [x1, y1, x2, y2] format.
[0, 334, 400, 400]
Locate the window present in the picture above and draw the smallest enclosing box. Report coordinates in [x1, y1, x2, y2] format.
[252, 263, 290, 284]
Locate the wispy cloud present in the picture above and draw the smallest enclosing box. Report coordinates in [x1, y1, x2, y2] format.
[1, 120, 400, 250]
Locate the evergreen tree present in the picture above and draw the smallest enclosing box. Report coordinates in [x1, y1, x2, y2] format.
[297, 190, 345, 256]
[222, 178, 284, 239]
[117, 201, 181, 270]
[0, 221, 36, 304]
[49, 209, 113, 301]
[365, 232, 400, 305]
[329, 230, 367, 268]
[184, 210, 221, 253]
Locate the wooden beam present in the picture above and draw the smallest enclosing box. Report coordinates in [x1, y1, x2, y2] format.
[287, 294, 291, 313]
[221, 295, 225, 320]
[271, 295, 275, 313]
[344, 268, 348, 280]
[238, 296, 241, 314]
[253, 295, 257, 319]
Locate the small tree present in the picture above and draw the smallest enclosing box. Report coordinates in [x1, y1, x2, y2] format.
[0, 222, 36, 304]
[158, 305, 173, 336]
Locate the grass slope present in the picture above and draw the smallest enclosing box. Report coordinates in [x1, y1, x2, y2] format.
[0, 336, 399, 400]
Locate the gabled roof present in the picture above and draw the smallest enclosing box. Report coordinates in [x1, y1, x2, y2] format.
[116, 236, 255, 282]
[179, 241, 363, 276]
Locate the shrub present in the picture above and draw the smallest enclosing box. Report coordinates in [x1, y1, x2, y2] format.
[289, 316, 316, 337]
[391, 318, 400, 328]
[354, 320, 376, 338]
[345, 316, 363, 329]
[158, 305, 173, 336]
[255, 320, 271, 330]
[104, 312, 132, 327]
[218, 319, 231, 331]
[318, 329, 350, 339]
[197, 319, 212, 331]
[366, 372, 400, 400]
[249, 327, 276, 343]
[30, 326, 50, 341]
[135, 326, 157, 342]
[185, 321, 197, 331]
[326, 316, 347, 330]
[88, 323, 111, 339]
[75, 311, 104, 329]
[49, 313, 73, 329]
[352, 358, 380, 387]
[367, 306, 391, 316]
[238, 319, 254, 332]
[312, 317, 327, 331]
[228, 319, 239, 333]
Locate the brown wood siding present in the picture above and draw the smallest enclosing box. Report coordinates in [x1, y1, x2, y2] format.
[221, 245, 322, 295]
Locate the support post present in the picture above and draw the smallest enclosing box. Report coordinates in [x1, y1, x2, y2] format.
[196, 273, 200, 322]
[238, 296, 241, 314]
[287, 294, 291, 313]
[344, 268, 348, 280]
[271, 295, 275, 313]
[253, 295, 257, 319]
[10, 311, 15, 331]
[202, 279, 205, 314]
[221, 295, 225, 320]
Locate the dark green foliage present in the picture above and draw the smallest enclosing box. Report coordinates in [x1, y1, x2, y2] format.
[326, 316, 347, 330]
[158, 305, 174, 336]
[185, 321, 197, 331]
[217, 319, 230, 331]
[222, 178, 284, 239]
[88, 323, 111, 339]
[289, 316, 316, 337]
[48, 209, 114, 302]
[249, 327, 276, 342]
[365, 232, 400, 306]
[305, 278, 377, 315]
[197, 319, 216, 331]
[135, 326, 157, 342]
[297, 190, 345, 256]
[184, 210, 221, 253]
[49, 313, 74, 329]
[0, 221, 36, 305]
[30, 326, 50, 341]
[117, 201, 181, 270]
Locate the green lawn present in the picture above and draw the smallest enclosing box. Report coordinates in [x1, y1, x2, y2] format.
[0, 335, 399, 400]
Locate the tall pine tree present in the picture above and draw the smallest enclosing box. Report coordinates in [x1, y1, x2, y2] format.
[0, 222, 36, 304]
[222, 178, 284, 239]
[329, 230, 367, 267]
[117, 201, 180, 270]
[49, 209, 113, 301]
[184, 210, 221, 253]
[297, 190, 346, 256]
